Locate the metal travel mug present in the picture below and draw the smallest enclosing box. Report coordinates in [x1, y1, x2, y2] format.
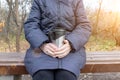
[48, 28, 66, 47]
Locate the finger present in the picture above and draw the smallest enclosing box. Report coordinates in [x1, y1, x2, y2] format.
[55, 47, 68, 55]
[57, 51, 69, 58]
[43, 43, 58, 52]
[55, 48, 71, 58]
[45, 50, 55, 57]
[49, 43, 58, 50]
[56, 44, 70, 53]
[47, 45, 57, 52]
[63, 40, 71, 49]
[63, 40, 69, 44]
[55, 45, 71, 58]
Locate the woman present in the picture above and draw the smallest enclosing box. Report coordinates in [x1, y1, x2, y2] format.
[24, 0, 91, 80]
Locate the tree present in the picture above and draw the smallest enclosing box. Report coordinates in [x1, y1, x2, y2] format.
[92, 0, 103, 36]
[5, 0, 32, 52]
[0, 21, 5, 32]
[112, 11, 120, 46]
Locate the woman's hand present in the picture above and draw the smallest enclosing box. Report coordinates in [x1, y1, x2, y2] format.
[40, 43, 58, 57]
[54, 40, 72, 58]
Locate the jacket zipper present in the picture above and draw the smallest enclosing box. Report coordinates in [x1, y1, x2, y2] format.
[57, 0, 62, 68]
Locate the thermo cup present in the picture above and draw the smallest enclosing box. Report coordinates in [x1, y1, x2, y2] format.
[48, 28, 66, 47]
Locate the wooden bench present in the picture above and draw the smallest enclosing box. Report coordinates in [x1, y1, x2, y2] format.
[0, 51, 120, 80]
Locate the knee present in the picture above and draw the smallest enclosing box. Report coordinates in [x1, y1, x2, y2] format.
[55, 69, 77, 80]
[33, 70, 54, 80]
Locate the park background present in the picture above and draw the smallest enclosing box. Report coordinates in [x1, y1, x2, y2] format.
[0, 0, 120, 80]
[0, 0, 120, 52]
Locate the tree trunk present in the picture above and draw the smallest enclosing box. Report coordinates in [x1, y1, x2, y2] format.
[5, 0, 32, 52]
[16, 27, 21, 52]
[111, 7, 120, 46]
[14, 0, 21, 52]
[4, 0, 13, 52]
[92, 0, 103, 36]
[114, 27, 120, 46]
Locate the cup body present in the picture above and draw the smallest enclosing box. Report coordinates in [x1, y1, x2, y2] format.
[48, 28, 66, 47]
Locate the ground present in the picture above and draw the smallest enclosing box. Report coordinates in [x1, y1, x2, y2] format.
[1, 73, 120, 80]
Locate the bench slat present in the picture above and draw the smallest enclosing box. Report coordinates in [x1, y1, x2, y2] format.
[0, 66, 28, 75]
[0, 51, 120, 75]
[81, 64, 120, 73]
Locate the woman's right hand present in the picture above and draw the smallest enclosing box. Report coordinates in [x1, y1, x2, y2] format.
[40, 43, 58, 57]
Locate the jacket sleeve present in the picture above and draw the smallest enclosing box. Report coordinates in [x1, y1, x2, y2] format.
[24, 0, 49, 49]
[66, 0, 91, 52]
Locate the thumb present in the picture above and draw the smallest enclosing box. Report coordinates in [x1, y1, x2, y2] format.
[63, 40, 69, 44]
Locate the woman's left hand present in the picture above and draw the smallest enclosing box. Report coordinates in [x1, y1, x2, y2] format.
[54, 40, 72, 58]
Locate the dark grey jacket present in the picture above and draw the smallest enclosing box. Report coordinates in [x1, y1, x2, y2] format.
[24, 0, 91, 77]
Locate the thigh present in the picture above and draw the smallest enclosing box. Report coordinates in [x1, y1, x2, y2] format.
[33, 69, 54, 80]
[55, 69, 77, 80]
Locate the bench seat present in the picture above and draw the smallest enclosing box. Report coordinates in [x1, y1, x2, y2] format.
[0, 51, 120, 75]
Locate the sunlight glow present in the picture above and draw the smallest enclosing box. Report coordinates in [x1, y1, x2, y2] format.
[84, 0, 120, 12]
[102, 0, 120, 12]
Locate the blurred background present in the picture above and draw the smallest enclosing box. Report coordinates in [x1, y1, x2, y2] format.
[0, 0, 120, 52]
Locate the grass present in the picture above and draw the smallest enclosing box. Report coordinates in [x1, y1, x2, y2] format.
[85, 36, 117, 52]
[0, 35, 29, 52]
[0, 35, 119, 52]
